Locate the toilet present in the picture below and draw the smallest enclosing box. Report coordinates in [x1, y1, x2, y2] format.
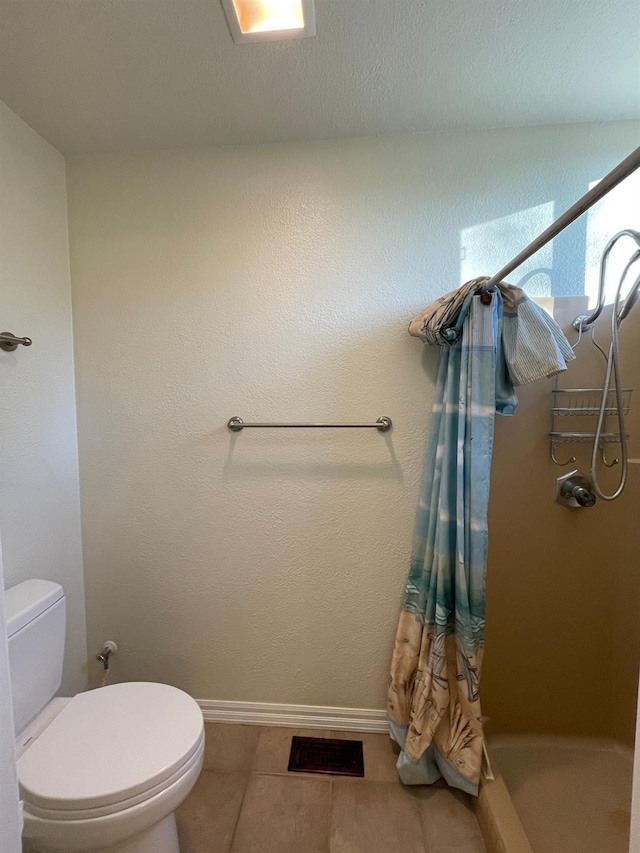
[5, 579, 205, 853]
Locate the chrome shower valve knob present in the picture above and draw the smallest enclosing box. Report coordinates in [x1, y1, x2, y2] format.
[555, 470, 597, 509]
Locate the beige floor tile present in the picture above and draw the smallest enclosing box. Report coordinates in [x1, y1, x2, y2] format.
[203, 723, 261, 773]
[176, 770, 248, 853]
[231, 774, 330, 853]
[330, 779, 425, 853]
[252, 727, 335, 776]
[352, 732, 400, 783]
[413, 786, 486, 852]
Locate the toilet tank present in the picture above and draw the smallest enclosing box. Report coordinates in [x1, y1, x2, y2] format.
[4, 579, 66, 735]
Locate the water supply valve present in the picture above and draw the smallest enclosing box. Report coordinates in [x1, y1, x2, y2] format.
[96, 641, 118, 686]
[96, 640, 118, 666]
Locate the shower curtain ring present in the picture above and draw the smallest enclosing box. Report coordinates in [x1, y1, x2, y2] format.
[476, 277, 493, 305]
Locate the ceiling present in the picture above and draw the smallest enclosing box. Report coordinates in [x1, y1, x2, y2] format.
[0, 0, 638, 156]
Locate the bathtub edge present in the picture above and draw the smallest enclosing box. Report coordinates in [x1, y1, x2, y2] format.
[475, 751, 534, 853]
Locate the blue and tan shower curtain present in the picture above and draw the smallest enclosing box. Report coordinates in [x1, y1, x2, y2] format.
[387, 284, 574, 795]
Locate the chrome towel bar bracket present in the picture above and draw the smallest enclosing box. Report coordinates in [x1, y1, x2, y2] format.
[227, 416, 392, 432]
[0, 332, 33, 352]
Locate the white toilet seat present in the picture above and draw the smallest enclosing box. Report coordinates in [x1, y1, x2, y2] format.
[24, 730, 204, 821]
[22, 739, 204, 853]
[19, 682, 204, 816]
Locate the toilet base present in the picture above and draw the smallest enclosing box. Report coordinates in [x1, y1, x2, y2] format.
[24, 814, 180, 853]
[99, 814, 179, 853]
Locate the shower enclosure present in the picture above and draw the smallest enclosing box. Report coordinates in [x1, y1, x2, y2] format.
[477, 291, 640, 852]
[447, 148, 640, 852]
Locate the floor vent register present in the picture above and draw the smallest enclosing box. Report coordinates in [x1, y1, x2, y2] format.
[287, 736, 365, 777]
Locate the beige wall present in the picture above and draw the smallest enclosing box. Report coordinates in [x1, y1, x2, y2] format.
[0, 101, 87, 695]
[67, 121, 639, 720]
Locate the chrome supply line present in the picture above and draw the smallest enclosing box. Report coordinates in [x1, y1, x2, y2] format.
[227, 416, 392, 432]
[483, 145, 640, 290]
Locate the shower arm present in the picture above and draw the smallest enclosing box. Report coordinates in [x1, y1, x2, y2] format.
[572, 230, 640, 332]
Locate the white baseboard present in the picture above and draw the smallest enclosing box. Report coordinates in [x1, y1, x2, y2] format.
[197, 699, 388, 733]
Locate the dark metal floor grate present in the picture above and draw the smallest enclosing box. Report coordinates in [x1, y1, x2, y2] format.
[287, 736, 365, 777]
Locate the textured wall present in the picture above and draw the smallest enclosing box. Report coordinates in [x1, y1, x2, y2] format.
[0, 100, 87, 696]
[68, 121, 639, 713]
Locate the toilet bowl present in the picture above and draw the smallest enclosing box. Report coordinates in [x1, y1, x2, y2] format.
[19, 682, 204, 853]
[5, 580, 205, 853]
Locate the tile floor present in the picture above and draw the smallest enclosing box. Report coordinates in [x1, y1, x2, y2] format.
[177, 723, 487, 853]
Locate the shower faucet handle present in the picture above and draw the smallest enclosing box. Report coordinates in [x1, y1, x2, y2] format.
[566, 484, 596, 507]
[555, 470, 597, 509]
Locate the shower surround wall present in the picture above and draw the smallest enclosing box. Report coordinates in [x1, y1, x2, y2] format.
[485, 297, 640, 745]
[67, 121, 640, 721]
[0, 100, 86, 696]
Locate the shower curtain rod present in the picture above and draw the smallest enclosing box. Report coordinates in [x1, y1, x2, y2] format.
[484, 144, 640, 289]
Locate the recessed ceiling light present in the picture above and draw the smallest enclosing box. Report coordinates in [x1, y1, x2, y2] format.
[221, 0, 316, 44]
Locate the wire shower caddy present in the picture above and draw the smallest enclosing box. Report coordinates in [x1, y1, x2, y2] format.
[549, 387, 632, 466]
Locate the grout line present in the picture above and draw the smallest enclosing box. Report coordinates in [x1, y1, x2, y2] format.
[251, 769, 333, 780]
[226, 772, 251, 853]
[408, 785, 429, 853]
[328, 778, 334, 853]
[226, 732, 262, 853]
[248, 726, 263, 775]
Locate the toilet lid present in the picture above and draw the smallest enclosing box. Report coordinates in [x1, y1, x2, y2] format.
[18, 682, 204, 813]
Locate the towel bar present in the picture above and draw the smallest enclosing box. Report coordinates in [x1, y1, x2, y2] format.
[227, 416, 392, 432]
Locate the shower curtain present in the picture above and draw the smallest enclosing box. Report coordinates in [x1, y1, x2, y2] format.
[387, 284, 574, 796]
